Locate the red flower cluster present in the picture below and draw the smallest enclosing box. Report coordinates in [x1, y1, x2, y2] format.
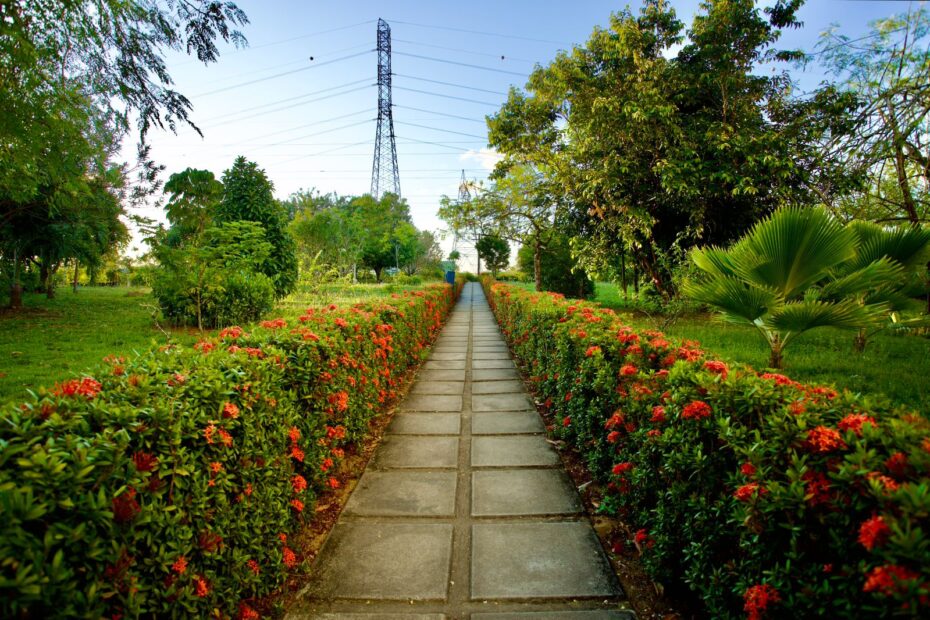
[171, 556, 188, 574]
[218, 326, 244, 340]
[804, 426, 846, 453]
[838, 413, 877, 436]
[194, 575, 210, 597]
[282, 546, 297, 568]
[734, 483, 766, 502]
[703, 360, 729, 379]
[743, 584, 780, 620]
[741, 462, 757, 477]
[585, 345, 601, 357]
[223, 402, 240, 419]
[290, 499, 304, 513]
[858, 515, 891, 551]
[133, 452, 158, 472]
[53, 377, 102, 399]
[650, 406, 666, 423]
[260, 317, 287, 329]
[291, 474, 307, 494]
[682, 400, 712, 421]
[863, 564, 919, 597]
[112, 488, 140, 523]
[619, 364, 638, 376]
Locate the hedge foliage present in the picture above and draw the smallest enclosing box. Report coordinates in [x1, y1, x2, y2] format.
[484, 279, 930, 619]
[0, 283, 459, 619]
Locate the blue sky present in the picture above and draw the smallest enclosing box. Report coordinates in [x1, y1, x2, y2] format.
[133, 0, 918, 267]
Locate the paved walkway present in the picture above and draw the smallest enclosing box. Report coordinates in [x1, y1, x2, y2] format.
[291, 283, 631, 620]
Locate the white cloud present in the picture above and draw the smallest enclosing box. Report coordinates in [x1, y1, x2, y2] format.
[459, 147, 503, 171]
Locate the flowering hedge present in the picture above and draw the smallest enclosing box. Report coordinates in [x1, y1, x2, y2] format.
[483, 280, 930, 619]
[0, 283, 459, 619]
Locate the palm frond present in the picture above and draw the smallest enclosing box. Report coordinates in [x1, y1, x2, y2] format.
[766, 298, 883, 333]
[684, 276, 781, 325]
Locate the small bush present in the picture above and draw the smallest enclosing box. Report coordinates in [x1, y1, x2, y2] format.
[485, 280, 930, 619]
[517, 234, 594, 298]
[0, 284, 457, 618]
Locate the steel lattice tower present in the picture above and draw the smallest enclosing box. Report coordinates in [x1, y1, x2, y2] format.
[370, 18, 400, 199]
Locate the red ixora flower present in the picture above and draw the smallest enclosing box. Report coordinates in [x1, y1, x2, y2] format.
[53, 377, 102, 399]
[620, 364, 638, 377]
[132, 451, 158, 472]
[290, 499, 304, 513]
[804, 426, 846, 453]
[682, 400, 712, 421]
[292, 474, 308, 494]
[194, 575, 210, 597]
[838, 413, 877, 436]
[238, 602, 260, 620]
[741, 462, 757, 477]
[703, 360, 729, 379]
[612, 462, 634, 475]
[585, 345, 601, 358]
[650, 406, 666, 423]
[863, 564, 919, 597]
[858, 515, 892, 551]
[734, 483, 766, 502]
[282, 546, 297, 568]
[112, 488, 140, 523]
[171, 556, 187, 574]
[744, 584, 781, 620]
[562, 416, 571, 427]
[607, 431, 621, 444]
[247, 559, 260, 575]
[885, 452, 909, 478]
[328, 477, 341, 489]
[222, 402, 239, 419]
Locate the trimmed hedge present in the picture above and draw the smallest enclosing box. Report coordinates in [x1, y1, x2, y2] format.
[484, 279, 930, 619]
[0, 283, 460, 619]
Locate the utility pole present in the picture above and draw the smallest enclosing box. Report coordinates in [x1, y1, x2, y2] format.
[370, 18, 400, 199]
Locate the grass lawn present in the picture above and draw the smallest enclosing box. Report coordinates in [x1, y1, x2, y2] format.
[0, 280, 446, 404]
[0, 287, 199, 402]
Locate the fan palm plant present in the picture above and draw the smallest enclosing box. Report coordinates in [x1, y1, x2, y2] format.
[685, 207, 898, 368]
[822, 221, 930, 351]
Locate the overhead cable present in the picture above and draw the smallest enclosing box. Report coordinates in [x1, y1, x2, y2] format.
[392, 51, 528, 77]
[194, 50, 373, 97]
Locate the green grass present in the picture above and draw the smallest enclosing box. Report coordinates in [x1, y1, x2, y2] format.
[0, 281, 445, 404]
[590, 282, 930, 413]
[0, 287, 199, 402]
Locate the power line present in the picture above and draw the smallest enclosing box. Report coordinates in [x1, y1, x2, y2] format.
[393, 50, 528, 77]
[394, 105, 487, 124]
[177, 20, 378, 66]
[194, 50, 373, 97]
[276, 140, 375, 166]
[244, 109, 374, 143]
[810, 25, 909, 57]
[394, 85, 499, 106]
[207, 84, 374, 128]
[395, 136, 483, 152]
[206, 78, 373, 122]
[394, 121, 487, 139]
[387, 19, 570, 45]
[393, 73, 508, 95]
[393, 38, 535, 64]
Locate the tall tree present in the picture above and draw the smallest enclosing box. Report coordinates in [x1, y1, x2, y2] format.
[475, 235, 511, 276]
[163, 168, 223, 242]
[816, 7, 930, 224]
[217, 156, 298, 298]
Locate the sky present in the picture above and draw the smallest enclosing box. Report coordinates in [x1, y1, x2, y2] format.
[129, 0, 921, 270]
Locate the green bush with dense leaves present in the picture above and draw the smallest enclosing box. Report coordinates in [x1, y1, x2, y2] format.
[484, 279, 930, 619]
[0, 283, 459, 619]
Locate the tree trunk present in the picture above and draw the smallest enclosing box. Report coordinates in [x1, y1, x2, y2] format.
[632, 263, 640, 296]
[619, 246, 628, 301]
[44, 263, 57, 299]
[533, 240, 542, 292]
[853, 329, 868, 353]
[768, 336, 784, 369]
[40, 261, 49, 295]
[72, 260, 79, 293]
[374, 267, 382, 283]
[9, 247, 23, 309]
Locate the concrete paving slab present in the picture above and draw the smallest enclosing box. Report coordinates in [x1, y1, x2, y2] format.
[387, 413, 461, 435]
[431, 346, 468, 355]
[345, 471, 457, 517]
[428, 351, 467, 361]
[373, 436, 459, 469]
[472, 351, 512, 360]
[472, 380, 525, 395]
[309, 614, 447, 620]
[410, 381, 464, 395]
[399, 394, 463, 412]
[307, 523, 453, 600]
[471, 612, 633, 619]
[471, 359, 515, 370]
[471, 522, 621, 599]
[417, 369, 466, 382]
[472, 368, 520, 382]
[472, 393, 534, 412]
[423, 360, 467, 370]
[472, 470, 581, 516]
[471, 436, 560, 467]
[472, 412, 545, 435]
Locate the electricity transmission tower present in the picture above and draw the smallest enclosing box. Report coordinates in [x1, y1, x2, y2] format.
[370, 18, 400, 199]
[456, 169, 482, 273]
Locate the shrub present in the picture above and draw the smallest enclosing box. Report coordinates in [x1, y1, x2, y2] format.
[0, 284, 458, 618]
[517, 233, 594, 298]
[484, 280, 930, 619]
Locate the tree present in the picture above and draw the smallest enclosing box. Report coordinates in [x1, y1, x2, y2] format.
[1, 0, 249, 307]
[476, 235, 510, 276]
[685, 207, 896, 368]
[517, 233, 593, 298]
[353, 193, 414, 282]
[488, 0, 852, 298]
[217, 156, 297, 298]
[816, 7, 930, 224]
[163, 168, 223, 242]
